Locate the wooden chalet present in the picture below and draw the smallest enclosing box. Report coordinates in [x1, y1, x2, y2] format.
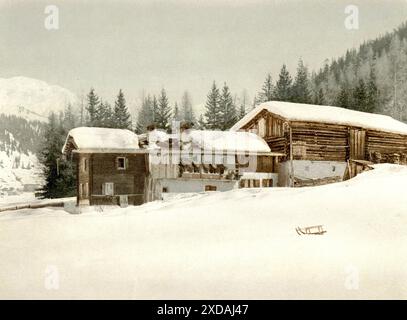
[62, 127, 149, 206]
[231, 101, 407, 186]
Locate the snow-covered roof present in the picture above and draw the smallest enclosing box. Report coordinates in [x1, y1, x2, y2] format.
[145, 129, 272, 153]
[145, 129, 170, 149]
[231, 101, 407, 135]
[186, 130, 271, 153]
[62, 127, 140, 154]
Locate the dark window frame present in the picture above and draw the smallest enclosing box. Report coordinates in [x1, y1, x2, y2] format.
[116, 157, 126, 170]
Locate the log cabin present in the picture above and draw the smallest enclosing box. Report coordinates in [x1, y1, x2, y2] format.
[62, 127, 149, 206]
[62, 126, 283, 206]
[231, 101, 407, 186]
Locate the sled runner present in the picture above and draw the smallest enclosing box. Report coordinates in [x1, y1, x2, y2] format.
[296, 225, 326, 235]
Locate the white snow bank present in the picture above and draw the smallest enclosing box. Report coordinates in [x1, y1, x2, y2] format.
[62, 127, 139, 153]
[0, 164, 406, 299]
[231, 101, 407, 135]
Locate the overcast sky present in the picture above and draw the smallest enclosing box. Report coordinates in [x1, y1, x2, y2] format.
[1, 0, 407, 108]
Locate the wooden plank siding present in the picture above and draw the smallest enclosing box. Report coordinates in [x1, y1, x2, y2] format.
[366, 130, 407, 164]
[75, 153, 148, 206]
[77, 153, 90, 205]
[241, 112, 288, 157]
[349, 129, 366, 160]
[290, 121, 349, 161]
[238, 109, 407, 165]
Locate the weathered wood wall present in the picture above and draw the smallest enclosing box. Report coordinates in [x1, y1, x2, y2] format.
[256, 155, 276, 173]
[366, 130, 407, 164]
[349, 129, 366, 160]
[290, 121, 349, 162]
[240, 109, 407, 165]
[242, 111, 287, 156]
[75, 153, 147, 206]
[77, 153, 90, 204]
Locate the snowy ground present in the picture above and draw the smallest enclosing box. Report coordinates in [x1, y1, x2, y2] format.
[0, 192, 36, 205]
[0, 164, 406, 299]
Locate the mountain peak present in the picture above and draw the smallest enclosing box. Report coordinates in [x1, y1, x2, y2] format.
[0, 76, 79, 121]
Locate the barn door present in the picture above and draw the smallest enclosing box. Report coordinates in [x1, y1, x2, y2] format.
[349, 129, 366, 160]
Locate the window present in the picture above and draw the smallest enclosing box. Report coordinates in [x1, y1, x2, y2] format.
[102, 182, 114, 196]
[83, 158, 88, 172]
[79, 183, 88, 198]
[84, 183, 88, 197]
[205, 185, 217, 191]
[162, 187, 168, 193]
[117, 157, 126, 170]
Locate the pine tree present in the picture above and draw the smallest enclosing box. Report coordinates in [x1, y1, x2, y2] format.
[259, 73, 274, 102]
[252, 94, 262, 109]
[313, 88, 325, 105]
[86, 88, 100, 126]
[236, 89, 249, 119]
[173, 102, 181, 121]
[152, 95, 159, 122]
[366, 69, 378, 113]
[79, 92, 85, 126]
[135, 95, 154, 133]
[353, 78, 368, 111]
[62, 104, 77, 132]
[113, 89, 132, 129]
[274, 64, 293, 102]
[293, 59, 311, 103]
[335, 84, 351, 109]
[155, 89, 172, 131]
[197, 114, 206, 129]
[94, 101, 114, 127]
[238, 104, 246, 120]
[204, 81, 221, 130]
[181, 91, 196, 123]
[37, 113, 76, 199]
[219, 82, 237, 130]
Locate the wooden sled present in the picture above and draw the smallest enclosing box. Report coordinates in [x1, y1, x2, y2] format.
[296, 225, 326, 235]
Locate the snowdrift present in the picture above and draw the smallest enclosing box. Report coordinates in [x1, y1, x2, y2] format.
[0, 164, 406, 299]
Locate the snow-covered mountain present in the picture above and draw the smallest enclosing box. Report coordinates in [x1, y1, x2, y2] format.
[0, 76, 77, 194]
[0, 130, 43, 196]
[0, 76, 79, 121]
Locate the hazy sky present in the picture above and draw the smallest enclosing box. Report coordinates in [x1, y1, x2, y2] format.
[1, 0, 407, 109]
